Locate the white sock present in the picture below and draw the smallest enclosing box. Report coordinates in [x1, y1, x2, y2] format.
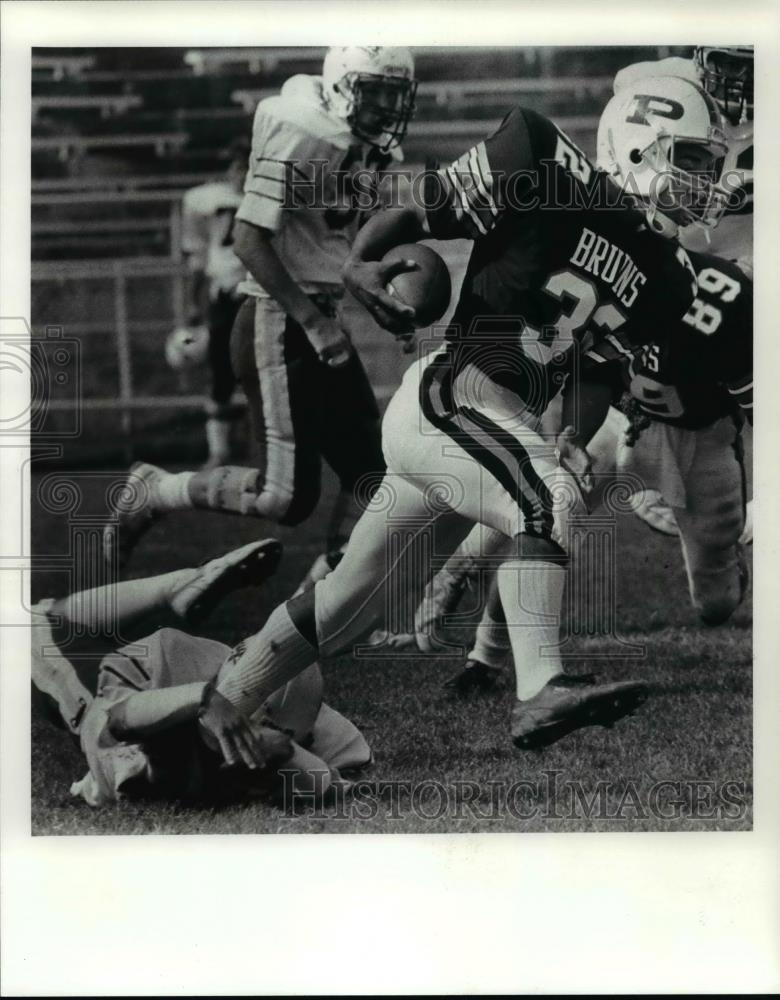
[468, 605, 511, 670]
[152, 471, 195, 511]
[216, 603, 317, 717]
[496, 558, 565, 700]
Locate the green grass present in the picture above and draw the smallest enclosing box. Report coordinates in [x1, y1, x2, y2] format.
[30, 465, 752, 835]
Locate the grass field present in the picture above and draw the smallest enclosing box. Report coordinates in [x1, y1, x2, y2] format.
[30, 459, 753, 835]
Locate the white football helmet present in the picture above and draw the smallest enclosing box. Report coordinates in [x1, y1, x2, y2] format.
[322, 46, 416, 152]
[165, 324, 209, 370]
[694, 46, 753, 125]
[597, 75, 729, 237]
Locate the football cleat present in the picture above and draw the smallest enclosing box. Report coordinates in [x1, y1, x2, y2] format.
[511, 674, 649, 750]
[364, 629, 421, 651]
[414, 564, 478, 654]
[103, 462, 164, 570]
[443, 659, 503, 697]
[169, 538, 283, 626]
[629, 490, 680, 537]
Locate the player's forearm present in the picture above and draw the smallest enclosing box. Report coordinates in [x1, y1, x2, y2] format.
[561, 378, 614, 446]
[347, 206, 426, 264]
[108, 682, 207, 740]
[233, 220, 322, 328]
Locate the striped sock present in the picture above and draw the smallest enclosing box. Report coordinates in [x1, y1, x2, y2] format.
[216, 602, 317, 717]
[496, 558, 565, 700]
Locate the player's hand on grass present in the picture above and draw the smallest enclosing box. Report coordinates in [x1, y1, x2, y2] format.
[343, 257, 419, 335]
[198, 685, 266, 770]
[303, 312, 354, 368]
[556, 425, 595, 500]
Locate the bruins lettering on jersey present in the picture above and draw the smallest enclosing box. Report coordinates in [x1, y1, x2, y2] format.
[421, 106, 697, 418]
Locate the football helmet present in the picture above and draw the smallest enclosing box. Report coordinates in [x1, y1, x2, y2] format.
[694, 46, 753, 125]
[322, 46, 417, 151]
[597, 75, 729, 236]
[165, 324, 209, 370]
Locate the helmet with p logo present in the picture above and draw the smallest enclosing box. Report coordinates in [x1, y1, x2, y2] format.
[597, 75, 729, 236]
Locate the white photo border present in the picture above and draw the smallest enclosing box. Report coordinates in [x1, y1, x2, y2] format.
[2, 1, 779, 994]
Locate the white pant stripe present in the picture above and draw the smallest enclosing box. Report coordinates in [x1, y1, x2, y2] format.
[252, 298, 296, 520]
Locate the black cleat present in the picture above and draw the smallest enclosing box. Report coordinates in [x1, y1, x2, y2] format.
[443, 659, 503, 697]
[511, 673, 648, 750]
[170, 539, 283, 626]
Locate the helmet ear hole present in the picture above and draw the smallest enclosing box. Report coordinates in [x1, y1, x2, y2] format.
[629, 148, 643, 165]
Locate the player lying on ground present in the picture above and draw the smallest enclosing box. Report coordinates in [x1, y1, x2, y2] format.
[32, 539, 370, 806]
[105, 48, 419, 591]
[207, 76, 727, 751]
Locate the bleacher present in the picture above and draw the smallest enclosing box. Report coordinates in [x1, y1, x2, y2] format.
[31, 45, 688, 458]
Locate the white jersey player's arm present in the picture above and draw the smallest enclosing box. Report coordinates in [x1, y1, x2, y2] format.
[108, 678, 266, 769]
[233, 221, 352, 367]
[233, 102, 353, 366]
[233, 221, 325, 328]
[108, 680, 209, 740]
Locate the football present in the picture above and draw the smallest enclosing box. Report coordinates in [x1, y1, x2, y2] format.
[383, 243, 452, 328]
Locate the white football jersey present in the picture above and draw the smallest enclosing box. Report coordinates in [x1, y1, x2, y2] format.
[181, 180, 245, 297]
[236, 74, 393, 297]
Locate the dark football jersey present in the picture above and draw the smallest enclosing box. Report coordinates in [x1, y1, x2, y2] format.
[583, 251, 753, 428]
[423, 106, 698, 416]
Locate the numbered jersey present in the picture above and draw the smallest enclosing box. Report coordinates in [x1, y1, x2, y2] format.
[181, 181, 244, 297]
[584, 251, 753, 428]
[424, 106, 697, 416]
[236, 74, 391, 296]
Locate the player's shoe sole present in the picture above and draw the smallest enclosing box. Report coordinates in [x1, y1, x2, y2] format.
[103, 461, 165, 570]
[170, 538, 283, 626]
[511, 675, 648, 750]
[443, 659, 503, 697]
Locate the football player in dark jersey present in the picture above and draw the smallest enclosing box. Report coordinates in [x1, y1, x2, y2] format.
[576, 248, 751, 625]
[204, 76, 723, 753]
[443, 247, 752, 698]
